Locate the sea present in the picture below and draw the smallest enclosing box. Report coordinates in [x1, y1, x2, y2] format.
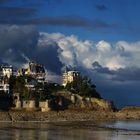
[0, 121, 140, 140]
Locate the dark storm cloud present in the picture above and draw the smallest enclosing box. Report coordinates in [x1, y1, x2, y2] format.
[0, 0, 65, 20]
[96, 4, 108, 11]
[0, 0, 44, 23]
[90, 61, 140, 107]
[92, 61, 140, 81]
[0, 25, 140, 81]
[0, 0, 116, 31]
[0, 25, 38, 51]
[0, 13, 115, 31]
[113, 67, 140, 81]
[35, 43, 63, 74]
[0, 25, 39, 65]
[27, 16, 114, 30]
[0, 25, 62, 73]
[92, 61, 114, 75]
[0, 7, 36, 18]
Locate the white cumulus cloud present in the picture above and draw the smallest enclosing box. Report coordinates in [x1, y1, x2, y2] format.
[43, 32, 140, 72]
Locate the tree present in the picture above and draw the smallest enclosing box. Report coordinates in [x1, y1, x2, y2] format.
[36, 83, 64, 100]
[65, 75, 101, 98]
[35, 82, 46, 101]
[9, 75, 16, 94]
[12, 76, 29, 99]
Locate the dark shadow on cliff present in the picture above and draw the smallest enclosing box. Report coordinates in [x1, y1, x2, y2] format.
[0, 93, 12, 111]
[49, 95, 72, 111]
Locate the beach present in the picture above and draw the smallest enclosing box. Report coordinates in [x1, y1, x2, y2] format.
[0, 121, 140, 140]
[0, 109, 140, 140]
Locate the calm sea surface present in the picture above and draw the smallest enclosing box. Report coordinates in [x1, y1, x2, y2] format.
[0, 121, 140, 140]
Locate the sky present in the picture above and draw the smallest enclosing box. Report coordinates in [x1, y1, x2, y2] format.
[0, 0, 140, 108]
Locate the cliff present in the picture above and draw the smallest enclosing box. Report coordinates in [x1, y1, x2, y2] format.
[50, 90, 115, 112]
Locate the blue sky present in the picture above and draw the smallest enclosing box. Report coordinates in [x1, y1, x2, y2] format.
[1, 0, 140, 42]
[1, 0, 140, 107]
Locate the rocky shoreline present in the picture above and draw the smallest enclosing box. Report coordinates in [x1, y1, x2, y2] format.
[0, 108, 140, 122]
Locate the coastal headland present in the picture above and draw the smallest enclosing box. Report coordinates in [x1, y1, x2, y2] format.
[0, 62, 139, 122]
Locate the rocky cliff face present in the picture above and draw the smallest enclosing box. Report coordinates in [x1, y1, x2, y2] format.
[90, 98, 115, 111]
[52, 90, 115, 111]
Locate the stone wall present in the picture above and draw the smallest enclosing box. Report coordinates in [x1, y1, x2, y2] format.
[13, 90, 115, 112]
[14, 100, 50, 112]
[39, 101, 50, 112]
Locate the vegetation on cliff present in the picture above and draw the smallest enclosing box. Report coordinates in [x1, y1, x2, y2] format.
[4, 73, 114, 112]
[9, 73, 101, 101]
[9, 75, 64, 101]
[65, 75, 101, 98]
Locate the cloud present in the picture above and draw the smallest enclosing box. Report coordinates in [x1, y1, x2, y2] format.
[0, 7, 37, 24]
[92, 61, 140, 81]
[1, 25, 140, 83]
[114, 67, 140, 81]
[42, 32, 140, 83]
[46, 70, 62, 83]
[0, 8, 115, 31]
[0, 0, 50, 24]
[0, 25, 39, 66]
[0, 7, 36, 17]
[0, 25, 140, 107]
[0, 25, 63, 74]
[39, 32, 140, 107]
[35, 33, 63, 74]
[27, 16, 114, 30]
[0, 0, 116, 32]
[96, 4, 108, 11]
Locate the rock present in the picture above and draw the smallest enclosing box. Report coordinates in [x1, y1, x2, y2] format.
[15, 100, 22, 109]
[40, 100, 50, 112]
[115, 106, 140, 120]
[120, 106, 140, 112]
[52, 90, 116, 111]
[0, 112, 11, 121]
[90, 98, 114, 111]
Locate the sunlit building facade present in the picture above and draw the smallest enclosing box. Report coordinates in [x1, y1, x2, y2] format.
[62, 67, 80, 87]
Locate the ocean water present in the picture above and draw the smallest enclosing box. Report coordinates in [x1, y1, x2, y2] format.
[104, 121, 140, 131]
[0, 121, 140, 140]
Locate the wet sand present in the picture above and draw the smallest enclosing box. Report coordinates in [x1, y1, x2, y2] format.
[0, 121, 140, 140]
